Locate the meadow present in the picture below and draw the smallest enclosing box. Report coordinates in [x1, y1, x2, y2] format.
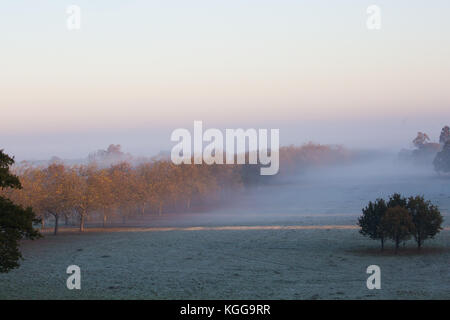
[1, 152, 449, 300]
[1, 226, 449, 299]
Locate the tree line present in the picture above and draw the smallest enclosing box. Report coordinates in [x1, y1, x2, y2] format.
[358, 194, 444, 252]
[1, 143, 352, 236]
[3, 161, 242, 234]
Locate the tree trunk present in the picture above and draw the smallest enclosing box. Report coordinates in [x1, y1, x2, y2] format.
[380, 237, 384, 250]
[418, 235, 422, 249]
[395, 236, 400, 253]
[186, 198, 191, 211]
[79, 214, 85, 232]
[103, 213, 107, 228]
[54, 214, 59, 235]
[41, 217, 46, 229]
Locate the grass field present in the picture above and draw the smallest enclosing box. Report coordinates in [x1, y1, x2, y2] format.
[1, 226, 449, 299]
[2, 159, 449, 299]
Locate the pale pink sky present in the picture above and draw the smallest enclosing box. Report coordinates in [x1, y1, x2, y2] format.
[1, 0, 450, 159]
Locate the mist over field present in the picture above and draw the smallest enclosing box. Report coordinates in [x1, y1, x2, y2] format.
[229, 152, 449, 212]
[2, 1, 450, 302]
[142, 150, 450, 228]
[10, 142, 449, 229]
[3, 110, 450, 302]
[2, 144, 450, 300]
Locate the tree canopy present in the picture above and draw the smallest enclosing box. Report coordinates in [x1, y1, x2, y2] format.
[358, 198, 387, 249]
[381, 206, 415, 252]
[439, 126, 450, 145]
[0, 151, 21, 190]
[0, 150, 40, 273]
[434, 141, 450, 173]
[413, 132, 430, 148]
[407, 196, 443, 248]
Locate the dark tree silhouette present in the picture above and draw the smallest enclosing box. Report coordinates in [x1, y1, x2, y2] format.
[439, 126, 450, 145]
[387, 193, 407, 209]
[381, 206, 415, 253]
[0, 151, 21, 190]
[434, 141, 450, 173]
[407, 196, 443, 248]
[0, 150, 40, 273]
[358, 199, 388, 249]
[359, 194, 442, 251]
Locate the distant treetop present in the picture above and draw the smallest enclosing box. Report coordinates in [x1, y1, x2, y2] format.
[439, 126, 450, 145]
[413, 132, 430, 148]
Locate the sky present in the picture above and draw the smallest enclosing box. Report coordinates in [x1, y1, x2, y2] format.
[1, 0, 450, 160]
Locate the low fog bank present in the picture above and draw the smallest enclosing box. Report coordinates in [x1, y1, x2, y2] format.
[10, 144, 449, 230]
[111, 149, 449, 229]
[205, 150, 450, 227]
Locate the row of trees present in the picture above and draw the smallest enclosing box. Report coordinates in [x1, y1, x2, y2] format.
[1, 144, 353, 235]
[2, 161, 242, 234]
[358, 194, 443, 252]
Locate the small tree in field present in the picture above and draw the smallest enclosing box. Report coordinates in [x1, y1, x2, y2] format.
[407, 196, 443, 248]
[380, 206, 415, 253]
[358, 199, 388, 250]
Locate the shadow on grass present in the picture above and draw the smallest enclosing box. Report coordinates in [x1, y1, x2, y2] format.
[348, 246, 449, 257]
